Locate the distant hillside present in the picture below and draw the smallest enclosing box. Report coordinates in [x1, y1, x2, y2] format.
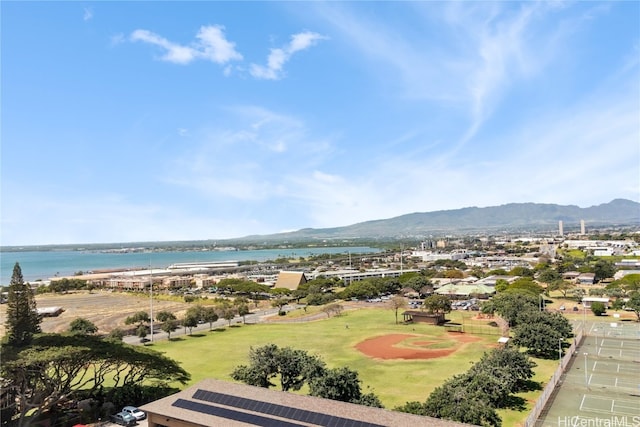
[235, 199, 640, 242]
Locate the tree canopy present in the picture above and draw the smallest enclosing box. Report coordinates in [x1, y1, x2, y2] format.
[231, 344, 382, 407]
[4, 263, 41, 347]
[625, 291, 640, 321]
[396, 346, 536, 426]
[231, 344, 326, 391]
[1, 333, 189, 426]
[423, 294, 451, 315]
[68, 318, 98, 335]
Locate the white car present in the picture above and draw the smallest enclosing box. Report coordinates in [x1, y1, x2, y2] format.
[122, 406, 146, 420]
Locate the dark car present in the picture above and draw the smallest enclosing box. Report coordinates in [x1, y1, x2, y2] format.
[110, 411, 137, 426]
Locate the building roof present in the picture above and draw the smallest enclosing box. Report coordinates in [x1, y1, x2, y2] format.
[140, 378, 473, 427]
[434, 283, 496, 296]
[275, 271, 307, 290]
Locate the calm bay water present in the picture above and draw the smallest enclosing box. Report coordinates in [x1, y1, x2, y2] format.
[0, 246, 380, 284]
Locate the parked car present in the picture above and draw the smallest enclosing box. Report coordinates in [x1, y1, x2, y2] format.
[110, 411, 137, 426]
[122, 406, 146, 420]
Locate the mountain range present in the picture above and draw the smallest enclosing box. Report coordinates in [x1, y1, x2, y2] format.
[233, 199, 640, 242]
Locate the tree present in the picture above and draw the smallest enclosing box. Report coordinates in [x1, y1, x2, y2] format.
[107, 328, 125, 341]
[136, 325, 148, 342]
[422, 378, 501, 427]
[481, 292, 538, 327]
[124, 311, 150, 330]
[504, 277, 543, 296]
[339, 280, 378, 300]
[236, 302, 251, 323]
[469, 347, 535, 400]
[4, 263, 41, 346]
[512, 322, 563, 359]
[537, 268, 561, 285]
[423, 295, 451, 315]
[217, 302, 236, 326]
[160, 319, 179, 339]
[321, 303, 343, 318]
[231, 344, 326, 392]
[182, 313, 199, 335]
[156, 311, 178, 339]
[68, 318, 98, 335]
[389, 296, 406, 324]
[547, 280, 576, 298]
[309, 367, 381, 406]
[156, 310, 176, 323]
[590, 301, 606, 316]
[593, 259, 615, 282]
[231, 344, 280, 388]
[1, 334, 189, 426]
[402, 275, 432, 292]
[625, 291, 640, 321]
[271, 297, 289, 314]
[202, 306, 219, 329]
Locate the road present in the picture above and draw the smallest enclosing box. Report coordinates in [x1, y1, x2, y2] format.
[122, 306, 294, 345]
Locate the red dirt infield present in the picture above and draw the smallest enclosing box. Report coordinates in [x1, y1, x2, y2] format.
[355, 333, 481, 360]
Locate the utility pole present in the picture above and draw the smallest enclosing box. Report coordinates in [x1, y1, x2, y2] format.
[149, 262, 154, 342]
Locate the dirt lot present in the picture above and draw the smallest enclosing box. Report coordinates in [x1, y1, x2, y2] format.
[0, 291, 195, 335]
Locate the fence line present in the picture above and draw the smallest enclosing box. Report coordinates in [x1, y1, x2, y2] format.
[523, 324, 585, 427]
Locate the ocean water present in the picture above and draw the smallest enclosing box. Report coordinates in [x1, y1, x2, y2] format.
[0, 246, 381, 284]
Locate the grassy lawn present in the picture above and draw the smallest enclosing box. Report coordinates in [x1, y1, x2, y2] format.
[146, 307, 553, 423]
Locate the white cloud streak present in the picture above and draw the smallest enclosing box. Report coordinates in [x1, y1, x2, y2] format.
[130, 25, 242, 65]
[250, 31, 327, 80]
[83, 7, 93, 22]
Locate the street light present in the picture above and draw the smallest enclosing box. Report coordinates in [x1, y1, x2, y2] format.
[149, 264, 154, 343]
[558, 338, 562, 364]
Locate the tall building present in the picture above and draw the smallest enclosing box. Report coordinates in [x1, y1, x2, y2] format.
[580, 219, 585, 235]
[558, 220, 564, 236]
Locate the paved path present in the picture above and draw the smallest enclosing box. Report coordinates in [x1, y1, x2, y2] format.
[122, 306, 296, 345]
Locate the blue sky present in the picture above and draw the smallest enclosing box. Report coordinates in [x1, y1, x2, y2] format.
[2, 1, 639, 246]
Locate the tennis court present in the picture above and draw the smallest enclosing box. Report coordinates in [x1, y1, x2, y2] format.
[579, 395, 639, 416]
[536, 321, 640, 426]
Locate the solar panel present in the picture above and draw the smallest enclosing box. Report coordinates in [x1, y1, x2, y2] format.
[191, 389, 386, 427]
[172, 398, 306, 427]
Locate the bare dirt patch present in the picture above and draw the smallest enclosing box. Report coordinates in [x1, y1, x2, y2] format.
[0, 291, 193, 335]
[355, 332, 482, 360]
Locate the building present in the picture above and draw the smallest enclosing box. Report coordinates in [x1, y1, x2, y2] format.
[581, 297, 610, 309]
[274, 271, 308, 290]
[140, 378, 472, 427]
[577, 273, 596, 285]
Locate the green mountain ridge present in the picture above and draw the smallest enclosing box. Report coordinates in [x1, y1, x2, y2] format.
[236, 198, 640, 242]
[3, 199, 638, 250]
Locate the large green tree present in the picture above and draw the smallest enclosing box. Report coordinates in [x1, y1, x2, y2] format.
[481, 292, 538, 327]
[625, 291, 640, 321]
[309, 367, 382, 408]
[231, 344, 325, 392]
[4, 263, 41, 347]
[423, 294, 452, 315]
[1, 333, 189, 426]
[396, 346, 535, 426]
[422, 378, 501, 427]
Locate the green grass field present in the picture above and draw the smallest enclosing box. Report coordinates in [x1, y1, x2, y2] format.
[146, 307, 556, 424]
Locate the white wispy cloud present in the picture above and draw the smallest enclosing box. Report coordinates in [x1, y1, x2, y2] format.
[131, 25, 242, 66]
[83, 7, 93, 21]
[250, 31, 327, 80]
[166, 106, 333, 202]
[313, 2, 609, 153]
